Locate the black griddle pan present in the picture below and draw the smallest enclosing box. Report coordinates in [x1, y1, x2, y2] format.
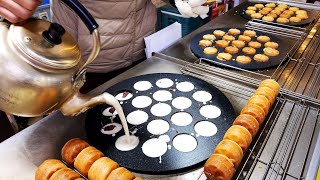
[85, 73, 236, 175]
[190, 28, 292, 70]
[239, 2, 316, 26]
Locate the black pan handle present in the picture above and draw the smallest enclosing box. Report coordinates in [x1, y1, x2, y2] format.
[61, 0, 98, 33]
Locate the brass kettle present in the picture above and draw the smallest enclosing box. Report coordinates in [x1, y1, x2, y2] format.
[0, 0, 112, 117]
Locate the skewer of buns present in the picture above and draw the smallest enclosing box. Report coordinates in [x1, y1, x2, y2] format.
[204, 79, 280, 180]
[36, 138, 142, 180]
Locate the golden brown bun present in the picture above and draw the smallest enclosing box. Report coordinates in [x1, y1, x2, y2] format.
[199, 40, 212, 47]
[106, 167, 135, 180]
[259, 79, 280, 97]
[49, 168, 80, 180]
[233, 114, 260, 137]
[88, 157, 119, 180]
[61, 138, 90, 166]
[228, 28, 241, 35]
[257, 36, 270, 43]
[248, 41, 262, 49]
[232, 40, 245, 48]
[243, 30, 256, 37]
[204, 154, 235, 180]
[264, 42, 279, 49]
[253, 54, 269, 62]
[242, 47, 256, 55]
[223, 35, 236, 41]
[264, 47, 280, 56]
[214, 139, 243, 167]
[265, 3, 276, 8]
[254, 86, 276, 105]
[74, 146, 105, 177]
[240, 104, 266, 125]
[213, 30, 226, 37]
[225, 46, 239, 54]
[74, 179, 85, 180]
[236, 56, 251, 64]
[216, 40, 229, 48]
[223, 125, 252, 152]
[217, 53, 233, 61]
[247, 95, 271, 115]
[238, 35, 251, 42]
[35, 159, 67, 180]
[204, 47, 218, 55]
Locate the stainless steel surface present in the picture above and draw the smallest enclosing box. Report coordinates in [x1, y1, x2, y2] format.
[0, 54, 318, 179]
[159, 1, 320, 101]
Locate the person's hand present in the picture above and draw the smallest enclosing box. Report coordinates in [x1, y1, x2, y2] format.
[0, 0, 42, 23]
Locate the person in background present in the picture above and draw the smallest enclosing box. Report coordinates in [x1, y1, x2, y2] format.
[0, 0, 42, 23]
[0, 0, 157, 93]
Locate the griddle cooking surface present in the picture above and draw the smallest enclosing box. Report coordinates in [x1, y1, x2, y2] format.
[239, 2, 315, 26]
[85, 73, 236, 174]
[190, 28, 291, 70]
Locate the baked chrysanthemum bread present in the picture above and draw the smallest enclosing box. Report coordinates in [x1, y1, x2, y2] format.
[223, 125, 252, 152]
[106, 167, 135, 180]
[49, 168, 80, 180]
[35, 159, 67, 180]
[213, 139, 243, 167]
[61, 138, 90, 165]
[233, 114, 260, 137]
[74, 146, 105, 177]
[88, 157, 119, 180]
[204, 154, 235, 180]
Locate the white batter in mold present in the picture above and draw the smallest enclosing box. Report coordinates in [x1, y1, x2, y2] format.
[142, 138, 168, 158]
[115, 91, 133, 101]
[152, 90, 173, 102]
[159, 134, 170, 143]
[132, 96, 152, 108]
[115, 135, 139, 151]
[126, 110, 149, 125]
[100, 123, 122, 135]
[133, 81, 152, 91]
[102, 107, 118, 116]
[200, 105, 221, 118]
[150, 103, 172, 117]
[156, 78, 174, 88]
[147, 119, 170, 135]
[192, 91, 212, 103]
[176, 81, 195, 92]
[173, 134, 197, 153]
[171, 112, 193, 126]
[194, 121, 218, 137]
[172, 97, 192, 110]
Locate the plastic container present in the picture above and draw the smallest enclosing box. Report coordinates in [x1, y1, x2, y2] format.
[157, 5, 210, 37]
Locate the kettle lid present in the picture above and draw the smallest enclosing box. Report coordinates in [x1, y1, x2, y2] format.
[10, 18, 81, 70]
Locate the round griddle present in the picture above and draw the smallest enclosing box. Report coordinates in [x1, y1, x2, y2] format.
[239, 2, 315, 26]
[190, 28, 291, 70]
[85, 73, 236, 175]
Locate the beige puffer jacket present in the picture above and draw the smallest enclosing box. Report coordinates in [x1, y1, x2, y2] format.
[51, 0, 157, 73]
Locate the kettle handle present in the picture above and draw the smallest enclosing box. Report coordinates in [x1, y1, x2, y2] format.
[61, 0, 101, 75]
[61, 0, 98, 33]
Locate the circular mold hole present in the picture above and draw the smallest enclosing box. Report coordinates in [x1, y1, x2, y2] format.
[170, 112, 193, 126]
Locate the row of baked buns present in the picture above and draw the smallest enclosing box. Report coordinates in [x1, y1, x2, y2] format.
[204, 79, 280, 180]
[35, 138, 143, 180]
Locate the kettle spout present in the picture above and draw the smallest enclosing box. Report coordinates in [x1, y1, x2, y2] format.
[60, 92, 113, 116]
